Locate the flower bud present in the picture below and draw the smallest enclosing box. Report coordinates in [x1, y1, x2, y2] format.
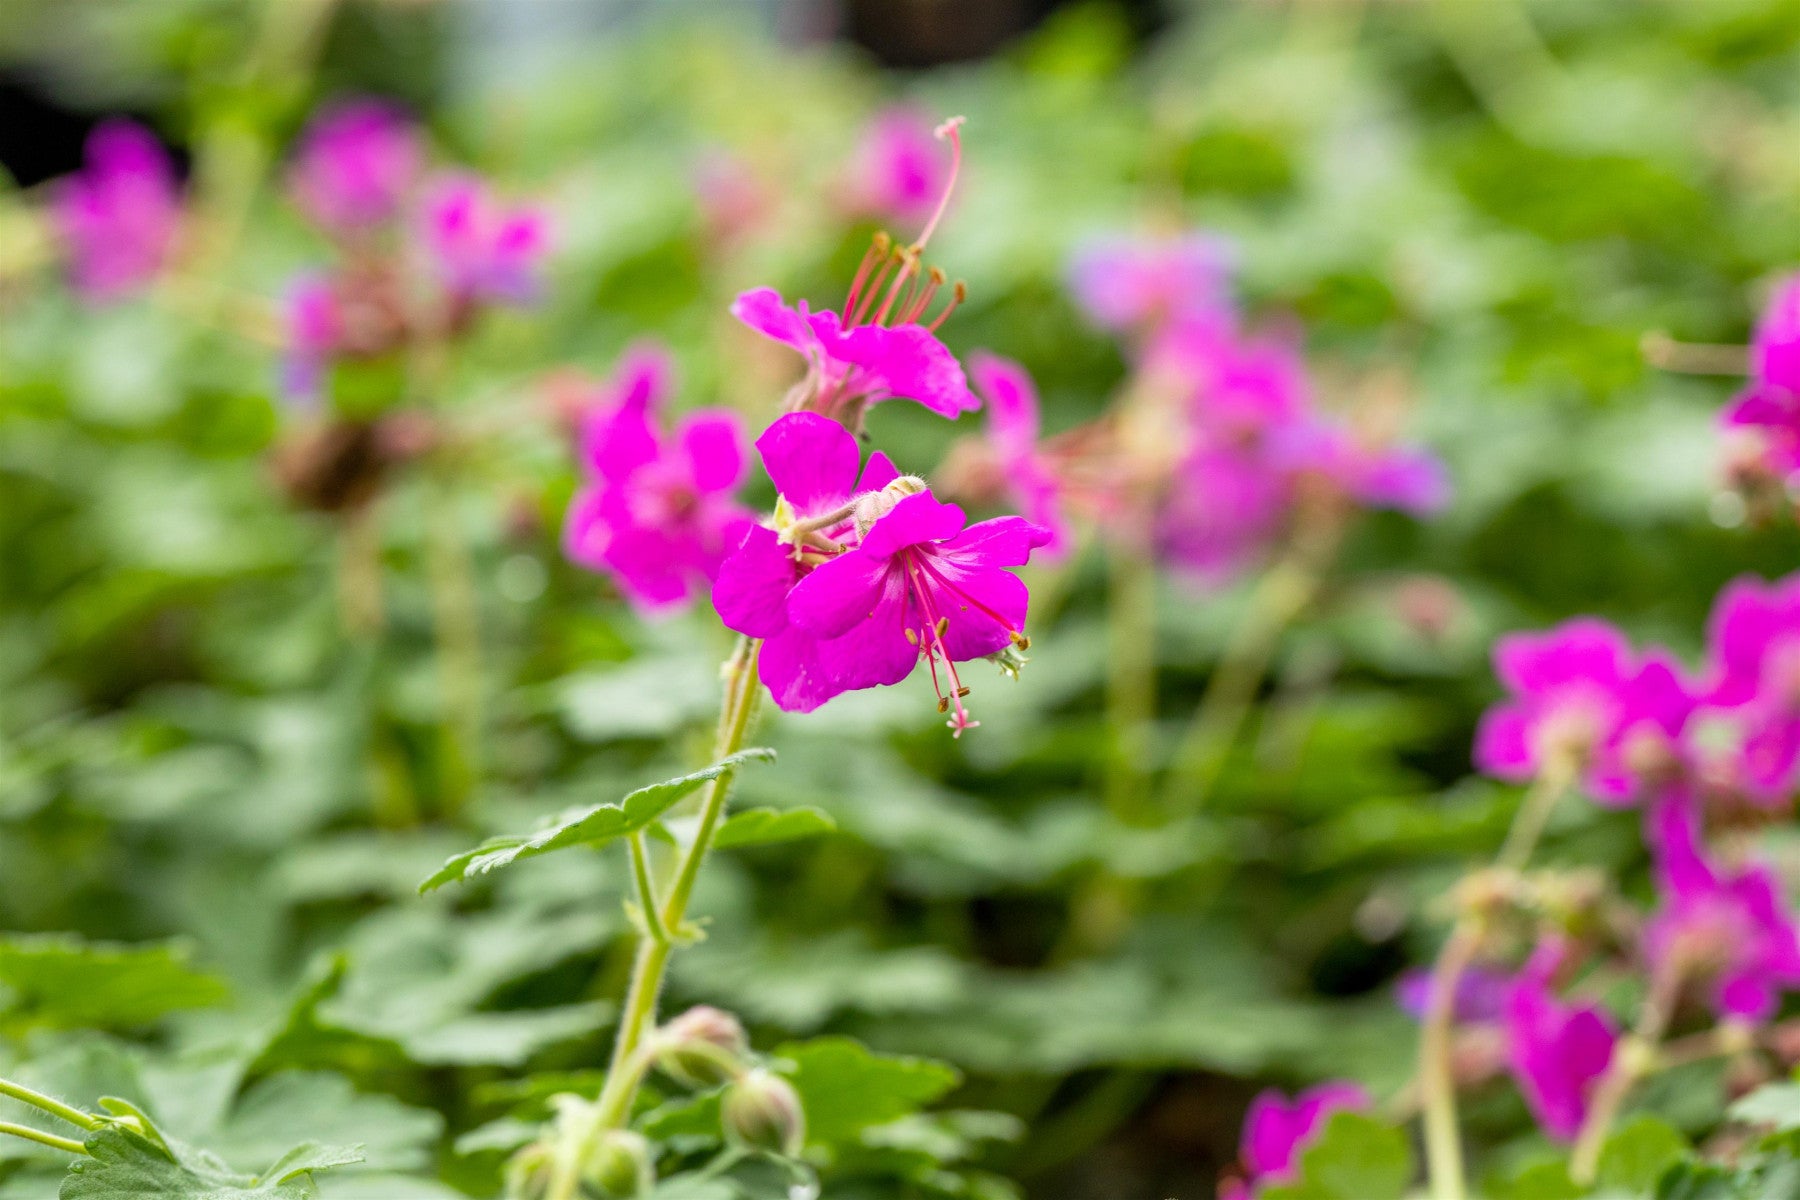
[505, 1141, 555, 1200]
[852, 475, 928, 537]
[721, 1068, 805, 1157]
[653, 1005, 749, 1089]
[581, 1129, 654, 1198]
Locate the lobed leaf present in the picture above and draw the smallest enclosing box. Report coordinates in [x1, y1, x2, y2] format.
[709, 806, 837, 850]
[419, 749, 776, 892]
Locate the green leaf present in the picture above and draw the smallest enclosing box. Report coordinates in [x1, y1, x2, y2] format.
[1598, 1115, 1689, 1194]
[419, 750, 777, 892]
[0, 936, 229, 1031]
[62, 1125, 363, 1199]
[1258, 1113, 1411, 1200]
[1730, 1083, 1800, 1131]
[774, 1037, 960, 1147]
[710, 807, 837, 850]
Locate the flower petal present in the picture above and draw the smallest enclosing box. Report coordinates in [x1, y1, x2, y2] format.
[787, 547, 896, 639]
[712, 525, 798, 639]
[755, 412, 862, 514]
[732, 287, 816, 354]
[678, 410, 748, 495]
[860, 492, 967, 559]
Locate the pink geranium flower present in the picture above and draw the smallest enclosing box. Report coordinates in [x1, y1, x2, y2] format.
[840, 108, 951, 227]
[1689, 574, 1800, 809]
[288, 99, 424, 233]
[1646, 798, 1800, 1020]
[1272, 420, 1450, 516]
[1503, 945, 1617, 1142]
[1473, 619, 1696, 804]
[562, 344, 754, 615]
[1069, 231, 1235, 337]
[1220, 1082, 1369, 1198]
[784, 491, 1050, 733]
[419, 172, 550, 306]
[51, 119, 181, 301]
[1720, 276, 1800, 479]
[712, 412, 901, 713]
[732, 117, 977, 432]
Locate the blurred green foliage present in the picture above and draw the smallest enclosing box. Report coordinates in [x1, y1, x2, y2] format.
[4, 0, 1800, 1196]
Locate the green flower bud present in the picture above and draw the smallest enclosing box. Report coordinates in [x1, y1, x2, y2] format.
[581, 1129, 654, 1198]
[654, 1005, 749, 1089]
[721, 1068, 805, 1157]
[505, 1141, 555, 1200]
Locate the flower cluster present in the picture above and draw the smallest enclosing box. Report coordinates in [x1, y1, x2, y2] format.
[277, 98, 550, 407]
[1403, 573, 1800, 1146]
[50, 119, 183, 302]
[940, 231, 1447, 582]
[562, 117, 1051, 733]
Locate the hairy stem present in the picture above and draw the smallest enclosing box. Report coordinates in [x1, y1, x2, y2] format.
[0, 1121, 88, 1156]
[592, 639, 763, 1131]
[424, 471, 485, 820]
[336, 503, 385, 638]
[1417, 759, 1575, 1200]
[0, 1078, 101, 1134]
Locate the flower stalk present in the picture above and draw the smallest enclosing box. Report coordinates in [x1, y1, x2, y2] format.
[1569, 966, 1683, 1184]
[1417, 755, 1576, 1200]
[592, 637, 763, 1133]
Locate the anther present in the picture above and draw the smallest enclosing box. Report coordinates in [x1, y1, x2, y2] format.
[934, 617, 949, 638]
[937, 697, 950, 714]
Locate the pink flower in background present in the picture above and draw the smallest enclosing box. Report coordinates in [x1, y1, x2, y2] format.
[731, 285, 979, 426]
[1221, 1082, 1369, 1197]
[1070, 231, 1235, 336]
[1646, 798, 1800, 1020]
[288, 99, 424, 233]
[1154, 446, 1290, 581]
[1395, 965, 1512, 1023]
[1689, 575, 1800, 808]
[840, 108, 951, 227]
[563, 344, 754, 614]
[279, 275, 344, 404]
[1473, 618, 1695, 803]
[1503, 947, 1617, 1141]
[965, 353, 1071, 557]
[1721, 278, 1800, 482]
[712, 412, 901, 713]
[51, 119, 181, 301]
[1147, 318, 1308, 441]
[1273, 420, 1450, 515]
[785, 491, 1049, 732]
[693, 148, 775, 251]
[420, 173, 549, 306]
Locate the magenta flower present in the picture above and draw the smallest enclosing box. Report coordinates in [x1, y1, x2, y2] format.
[1473, 619, 1696, 804]
[783, 491, 1050, 733]
[840, 108, 951, 227]
[731, 285, 977, 428]
[1147, 317, 1309, 441]
[562, 344, 755, 615]
[1069, 231, 1235, 336]
[1646, 798, 1800, 1020]
[1154, 446, 1292, 582]
[1690, 574, 1800, 808]
[712, 412, 901, 713]
[419, 172, 550, 306]
[288, 99, 423, 233]
[963, 353, 1071, 557]
[1503, 948, 1617, 1142]
[1721, 276, 1800, 480]
[733, 116, 976, 433]
[279, 275, 344, 404]
[51, 119, 181, 301]
[1222, 1082, 1368, 1197]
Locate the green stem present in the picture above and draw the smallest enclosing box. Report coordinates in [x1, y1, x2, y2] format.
[0, 1078, 101, 1133]
[592, 639, 762, 1131]
[1416, 759, 1575, 1200]
[1160, 556, 1319, 817]
[0, 1122, 88, 1156]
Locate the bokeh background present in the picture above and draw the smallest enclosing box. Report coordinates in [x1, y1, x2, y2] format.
[5, 1, 1800, 1197]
